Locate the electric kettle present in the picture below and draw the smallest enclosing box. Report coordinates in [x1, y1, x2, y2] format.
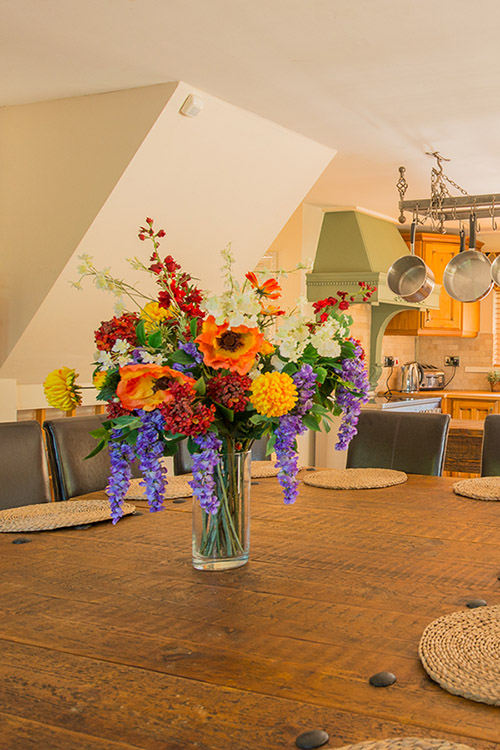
[400, 362, 423, 393]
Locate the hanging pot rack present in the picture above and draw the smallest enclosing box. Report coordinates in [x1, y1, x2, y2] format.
[397, 152, 500, 232]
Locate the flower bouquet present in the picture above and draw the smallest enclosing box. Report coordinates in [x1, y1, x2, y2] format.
[44, 218, 374, 569]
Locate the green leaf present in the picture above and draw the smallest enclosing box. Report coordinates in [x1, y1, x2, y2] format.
[249, 414, 267, 425]
[84, 439, 106, 460]
[216, 403, 234, 422]
[148, 331, 162, 349]
[135, 319, 146, 346]
[112, 415, 142, 429]
[322, 418, 331, 433]
[266, 433, 276, 453]
[190, 318, 198, 339]
[193, 377, 206, 396]
[281, 362, 298, 376]
[169, 349, 195, 364]
[302, 414, 321, 432]
[162, 439, 183, 457]
[125, 429, 138, 446]
[310, 403, 328, 415]
[314, 366, 327, 384]
[89, 427, 108, 438]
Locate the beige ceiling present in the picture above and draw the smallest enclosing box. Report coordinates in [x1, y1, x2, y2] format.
[4, 0, 500, 247]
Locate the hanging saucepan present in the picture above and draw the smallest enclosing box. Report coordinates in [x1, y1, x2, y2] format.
[442, 214, 493, 302]
[387, 220, 435, 302]
[490, 251, 500, 288]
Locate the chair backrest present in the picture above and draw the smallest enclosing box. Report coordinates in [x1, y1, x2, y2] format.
[481, 414, 500, 476]
[173, 435, 271, 475]
[346, 410, 451, 476]
[43, 415, 112, 501]
[0, 420, 51, 510]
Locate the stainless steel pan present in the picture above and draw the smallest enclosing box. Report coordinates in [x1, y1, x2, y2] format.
[387, 221, 435, 302]
[442, 215, 492, 303]
[490, 251, 500, 286]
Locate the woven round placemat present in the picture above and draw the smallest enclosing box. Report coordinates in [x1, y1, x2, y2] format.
[251, 461, 280, 478]
[303, 468, 408, 490]
[0, 499, 135, 533]
[453, 476, 500, 501]
[419, 604, 500, 705]
[125, 475, 194, 500]
[335, 739, 476, 750]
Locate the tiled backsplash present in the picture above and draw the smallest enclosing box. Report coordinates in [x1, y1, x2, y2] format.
[376, 333, 494, 392]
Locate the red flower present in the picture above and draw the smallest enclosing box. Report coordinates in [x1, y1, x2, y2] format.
[94, 313, 139, 352]
[160, 381, 215, 436]
[106, 401, 131, 418]
[207, 373, 251, 412]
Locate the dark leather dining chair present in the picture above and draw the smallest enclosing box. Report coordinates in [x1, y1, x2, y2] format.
[173, 435, 270, 475]
[346, 410, 451, 476]
[0, 420, 51, 510]
[43, 415, 114, 501]
[480, 414, 500, 476]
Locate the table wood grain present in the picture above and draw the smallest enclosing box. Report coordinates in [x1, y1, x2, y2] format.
[2, 474, 500, 749]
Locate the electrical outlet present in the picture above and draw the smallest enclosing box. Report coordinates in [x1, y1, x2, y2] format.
[444, 356, 460, 367]
[383, 356, 395, 367]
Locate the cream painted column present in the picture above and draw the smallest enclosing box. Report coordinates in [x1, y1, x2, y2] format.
[0, 380, 17, 422]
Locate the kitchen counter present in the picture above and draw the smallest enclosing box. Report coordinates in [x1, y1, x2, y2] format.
[364, 395, 442, 411]
[388, 389, 499, 399]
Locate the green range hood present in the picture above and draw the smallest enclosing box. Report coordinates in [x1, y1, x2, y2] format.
[306, 210, 440, 388]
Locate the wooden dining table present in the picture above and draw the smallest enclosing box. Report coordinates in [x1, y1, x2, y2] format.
[2, 472, 500, 749]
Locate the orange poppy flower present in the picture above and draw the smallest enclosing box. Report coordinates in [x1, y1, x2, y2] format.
[245, 271, 282, 300]
[195, 316, 264, 375]
[116, 364, 195, 412]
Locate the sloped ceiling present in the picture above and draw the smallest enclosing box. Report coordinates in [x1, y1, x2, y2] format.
[3, 0, 500, 247]
[0, 83, 177, 365]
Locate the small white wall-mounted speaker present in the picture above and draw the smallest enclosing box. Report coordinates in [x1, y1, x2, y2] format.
[179, 94, 204, 117]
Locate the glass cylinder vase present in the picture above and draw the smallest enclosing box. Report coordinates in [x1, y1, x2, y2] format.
[192, 449, 251, 571]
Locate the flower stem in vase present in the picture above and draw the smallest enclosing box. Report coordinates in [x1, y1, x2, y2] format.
[192, 450, 251, 571]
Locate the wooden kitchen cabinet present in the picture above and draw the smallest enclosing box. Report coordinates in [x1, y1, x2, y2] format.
[447, 397, 499, 421]
[385, 232, 480, 337]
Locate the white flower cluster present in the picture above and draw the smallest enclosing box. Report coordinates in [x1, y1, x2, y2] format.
[95, 338, 164, 371]
[310, 318, 343, 358]
[203, 290, 261, 328]
[276, 298, 349, 362]
[275, 298, 314, 362]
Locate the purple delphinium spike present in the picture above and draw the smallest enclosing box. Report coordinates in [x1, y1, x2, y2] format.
[274, 414, 306, 504]
[189, 432, 223, 514]
[335, 339, 370, 450]
[274, 365, 318, 505]
[293, 363, 317, 416]
[107, 434, 136, 523]
[135, 409, 168, 513]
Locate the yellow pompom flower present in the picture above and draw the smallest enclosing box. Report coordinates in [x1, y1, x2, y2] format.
[93, 370, 108, 390]
[250, 371, 298, 417]
[140, 301, 172, 332]
[43, 367, 82, 411]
